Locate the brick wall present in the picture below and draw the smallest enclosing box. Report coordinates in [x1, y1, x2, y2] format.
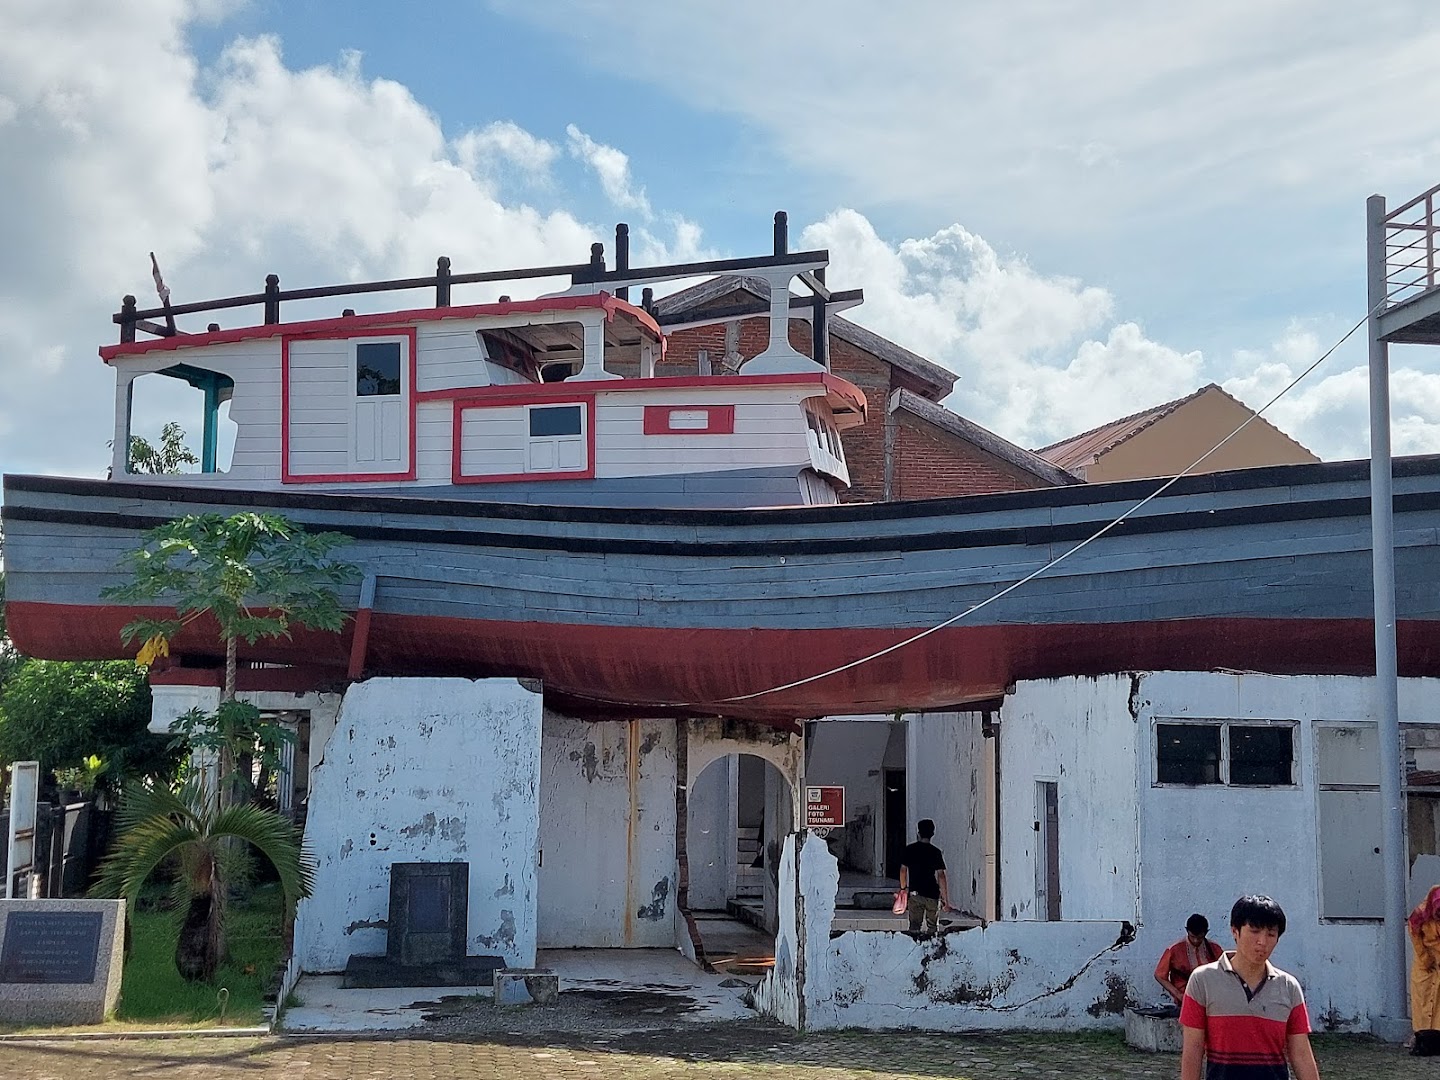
[659, 316, 1054, 502]
[891, 413, 1056, 500]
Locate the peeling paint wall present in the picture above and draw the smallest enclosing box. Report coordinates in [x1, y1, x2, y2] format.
[537, 712, 677, 947]
[294, 677, 542, 972]
[999, 675, 1140, 922]
[1132, 671, 1440, 1032]
[907, 712, 987, 914]
[686, 756, 734, 909]
[754, 831, 1137, 1031]
[999, 671, 1440, 1032]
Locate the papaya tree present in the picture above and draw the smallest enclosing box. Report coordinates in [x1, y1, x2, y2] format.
[100, 512, 360, 804]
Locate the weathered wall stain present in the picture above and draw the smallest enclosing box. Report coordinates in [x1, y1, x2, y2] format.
[636, 878, 670, 920]
[344, 918, 387, 935]
[478, 909, 516, 949]
[1085, 972, 1136, 1017]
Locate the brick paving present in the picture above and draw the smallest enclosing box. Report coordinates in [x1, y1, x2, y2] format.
[0, 1027, 1429, 1079]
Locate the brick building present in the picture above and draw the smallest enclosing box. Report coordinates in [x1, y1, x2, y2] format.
[651, 276, 1078, 501]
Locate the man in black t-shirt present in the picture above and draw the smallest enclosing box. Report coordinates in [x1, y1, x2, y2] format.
[899, 818, 951, 935]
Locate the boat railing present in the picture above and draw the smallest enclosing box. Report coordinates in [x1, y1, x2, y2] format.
[113, 213, 837, 346]
[1383, 181, 1440, 308]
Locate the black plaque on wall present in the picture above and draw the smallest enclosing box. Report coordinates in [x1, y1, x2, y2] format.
[0, 911, 104, 984]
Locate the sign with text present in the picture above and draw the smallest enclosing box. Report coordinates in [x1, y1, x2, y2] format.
[0, 910, 103, 984]
[805, 785, 845, 828]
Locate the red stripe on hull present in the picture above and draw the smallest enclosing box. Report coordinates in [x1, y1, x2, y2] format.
[9, 601, 1440, 723]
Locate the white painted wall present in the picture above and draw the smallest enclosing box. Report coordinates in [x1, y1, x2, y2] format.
[687, 756, 734, 910]
[907, 711, 987, 915]
[995, 671, 1440, 1031]
[999, 675, 1140, 923]
[753, 831, 1137, 1031]
[1132, 671, 1440, 1030]
[536, 712, 677, 948]
[294, 677, 542, 972]
[806, 718, 891, 875]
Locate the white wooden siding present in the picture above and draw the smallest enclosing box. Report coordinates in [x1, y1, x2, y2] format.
[592, 389, 812, 479]
[287, 340, 353, 477]
[416, 323, 490, 393]
[414, 401, 453, 482]
[459, 405, 529, 477]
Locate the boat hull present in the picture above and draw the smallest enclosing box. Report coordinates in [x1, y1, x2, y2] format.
[7, 460, 1440, 723]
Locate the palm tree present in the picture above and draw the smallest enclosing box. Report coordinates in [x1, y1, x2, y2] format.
[91, 778, 315, 982]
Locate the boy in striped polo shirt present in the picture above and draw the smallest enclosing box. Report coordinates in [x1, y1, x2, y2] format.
[1179, 895, 1320, 1080]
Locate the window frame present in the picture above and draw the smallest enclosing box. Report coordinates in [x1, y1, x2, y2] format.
[1152, 717, 1298, 789]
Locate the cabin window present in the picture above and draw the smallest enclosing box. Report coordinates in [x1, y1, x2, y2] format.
[1154, 720, 1295, 787]
[642, 405, 736, 435]
[526, 404, 586, 472]
[356, 342, 402, 396]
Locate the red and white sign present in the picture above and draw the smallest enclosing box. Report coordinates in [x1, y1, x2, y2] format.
[806, 785, 845, 828]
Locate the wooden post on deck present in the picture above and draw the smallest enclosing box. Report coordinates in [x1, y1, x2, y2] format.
[263, 274, 281, 324]
[119, 296, 137, 344]
[615, 224, 630, 302]
[436, 256, 452, 307]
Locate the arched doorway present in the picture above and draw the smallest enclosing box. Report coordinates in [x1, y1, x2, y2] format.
[685, 752, 794, 975]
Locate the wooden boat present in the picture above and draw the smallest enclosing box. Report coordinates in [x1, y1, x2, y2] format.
[6, 220, 1440, 724]
[7, 456, 1440, 725]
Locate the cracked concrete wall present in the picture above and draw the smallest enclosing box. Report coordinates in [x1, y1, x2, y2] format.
[1132, 671, 1440, 1032]
[755, 830, 1136, 1031]
[999, 675, 1140, 922]
[294, 677, 542, 972]
[537, 712, 677, 948]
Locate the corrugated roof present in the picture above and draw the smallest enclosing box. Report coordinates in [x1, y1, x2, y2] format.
[1035, 383, 1320, 473]
[653, 275, 956, 398]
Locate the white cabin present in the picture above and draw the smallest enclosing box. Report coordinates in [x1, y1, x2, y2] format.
[105, 289, 866, 508]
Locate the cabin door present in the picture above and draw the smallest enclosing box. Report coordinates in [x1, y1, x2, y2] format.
[1036, 780, 1062, 920]
[353, 339, 406, 470]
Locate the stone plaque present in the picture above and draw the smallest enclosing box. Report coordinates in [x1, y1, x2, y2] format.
[387, 862, 468, 967]
[0, 900, 125, 1026]
[0, 911, 102, 984]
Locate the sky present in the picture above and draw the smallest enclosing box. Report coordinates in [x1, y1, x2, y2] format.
[4, 0, 1440, 484]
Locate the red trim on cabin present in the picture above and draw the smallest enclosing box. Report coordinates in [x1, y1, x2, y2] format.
[414, 370, 866, 418]
[450, 393, 598, 485]
[642, 404, 736, 435]
[280, 327, 419, 485]
[99, 292, 662, 361]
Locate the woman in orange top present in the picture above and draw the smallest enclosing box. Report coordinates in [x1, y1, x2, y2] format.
[1409, 885, 1440, 1056]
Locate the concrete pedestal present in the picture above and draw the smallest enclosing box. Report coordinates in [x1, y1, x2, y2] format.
[494, 968, 558, 1006]
[1124, 1006, 1183, 1052]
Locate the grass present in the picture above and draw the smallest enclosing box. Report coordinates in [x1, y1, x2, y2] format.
[0, 883, 287, 1036]
[114, 882, 286, 1028]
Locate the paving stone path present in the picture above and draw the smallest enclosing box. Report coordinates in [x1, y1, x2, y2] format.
[0, 1027, 1430, 1079]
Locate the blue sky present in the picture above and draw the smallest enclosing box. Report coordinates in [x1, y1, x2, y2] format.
[4, 0, 1440, 482]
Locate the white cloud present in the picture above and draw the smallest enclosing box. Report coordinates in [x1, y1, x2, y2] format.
[565, 123, 652, 220]
[0, 4, 696, 479]
[506, 1, 1440, 238]
[803, 210, 1200, 447]
[454, 120, 559, 182]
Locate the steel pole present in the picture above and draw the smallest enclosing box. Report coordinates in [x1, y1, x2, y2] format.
[1366, 192, 1409, 1032]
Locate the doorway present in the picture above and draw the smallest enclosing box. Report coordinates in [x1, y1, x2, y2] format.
[883, 768, 907, 879]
